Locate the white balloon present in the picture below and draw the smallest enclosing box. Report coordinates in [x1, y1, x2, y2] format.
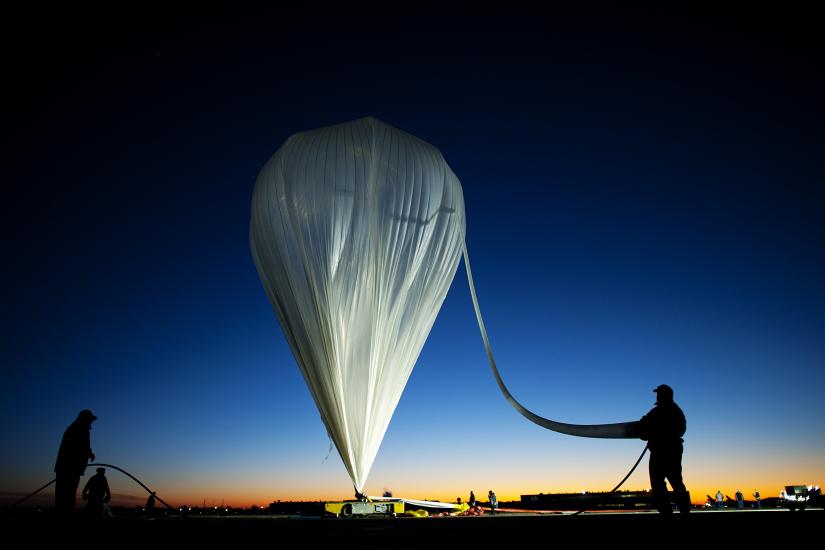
[250, 117, 465, 492]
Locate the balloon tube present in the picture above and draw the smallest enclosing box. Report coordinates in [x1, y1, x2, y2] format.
[462, 240, 641, 438]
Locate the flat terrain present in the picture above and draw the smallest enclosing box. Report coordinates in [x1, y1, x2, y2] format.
[3, 508, 821, 546]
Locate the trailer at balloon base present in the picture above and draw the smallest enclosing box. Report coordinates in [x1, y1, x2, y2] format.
[324, 499, 405, 518]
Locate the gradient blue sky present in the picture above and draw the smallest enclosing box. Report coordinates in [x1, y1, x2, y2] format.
[2, 12, 823, 507]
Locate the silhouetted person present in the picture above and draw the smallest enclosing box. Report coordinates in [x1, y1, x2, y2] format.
[54, 409, 97, 514]
[145, 492, 156, 518]
[469, 490, 476, 509]
[736, 489, 744, 509]
[753, 490, 761, 509]
[488, 490, 498, 515]
[715, 490, 724, 509]
[638, 385, 690, 515]
[82, 467, 111, 517]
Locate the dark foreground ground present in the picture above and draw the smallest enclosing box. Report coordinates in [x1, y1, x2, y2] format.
[3, 508, 821, 547]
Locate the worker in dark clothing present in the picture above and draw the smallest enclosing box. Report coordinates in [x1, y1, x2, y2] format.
[145, 492, 157, 518]
[638, 385, 690, 515]
[82, 467, 111, 517]
[54, 409, 97, 514]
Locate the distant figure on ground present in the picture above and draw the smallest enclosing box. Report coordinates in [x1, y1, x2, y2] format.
[82, 467, 111, 517]
[736, 490, 744, 509]
[145, 492, 157, 517]
[488, 490, 498, 515]
[638, 384, 690, 515]
[753, 490, 761, 509]
[469, 491, 476, 510]
[54, 409, 97, 514]
[716, 490, 724, 509]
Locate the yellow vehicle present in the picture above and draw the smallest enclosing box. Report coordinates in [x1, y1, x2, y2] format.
[325, 500, 404, 518]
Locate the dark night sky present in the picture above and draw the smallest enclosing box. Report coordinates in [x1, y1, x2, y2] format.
[2, 11, 823, 505]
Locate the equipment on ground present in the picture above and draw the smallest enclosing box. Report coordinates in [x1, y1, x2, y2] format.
[324, 499, 404, 518]
[782, 485, 821, 511]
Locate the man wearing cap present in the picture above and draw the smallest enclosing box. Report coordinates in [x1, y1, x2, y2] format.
[639, 385, 690, 515]
[54, 409, 97, 514]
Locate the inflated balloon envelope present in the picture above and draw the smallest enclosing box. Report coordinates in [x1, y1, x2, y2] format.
[250, 117, 638, 495]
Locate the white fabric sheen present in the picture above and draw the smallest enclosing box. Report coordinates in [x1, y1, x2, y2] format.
[250, 117, 466, 492]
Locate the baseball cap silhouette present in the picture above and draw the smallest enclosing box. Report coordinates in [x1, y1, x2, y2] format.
[78, 409, 98, 421]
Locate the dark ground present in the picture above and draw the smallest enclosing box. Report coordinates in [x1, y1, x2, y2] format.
[3, 509, 821, 546]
